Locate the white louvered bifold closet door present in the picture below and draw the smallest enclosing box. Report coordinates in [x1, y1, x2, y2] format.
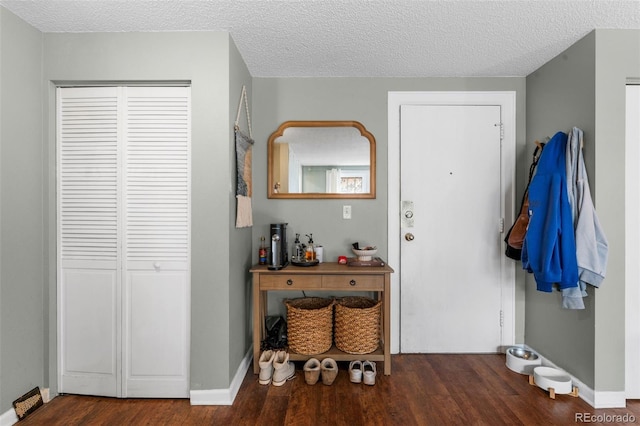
[58, 87, 120, 397]
[123, 87, 190, 397]
[58, 86, 190, 398]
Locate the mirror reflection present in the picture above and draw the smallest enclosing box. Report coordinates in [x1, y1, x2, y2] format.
[268, 121, 376, 199]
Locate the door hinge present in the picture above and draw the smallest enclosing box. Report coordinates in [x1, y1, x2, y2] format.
[499, 217, 504, 233]
[495, 122, 504, 140]
[500, 310, 504, 327]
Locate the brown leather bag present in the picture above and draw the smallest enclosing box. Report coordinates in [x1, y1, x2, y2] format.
[504, 143, 544, 260]
[507, 194, 530, 249]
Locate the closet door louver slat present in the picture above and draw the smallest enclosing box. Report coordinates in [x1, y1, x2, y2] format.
[59, 90, 119, 265]
[124, 89, 190, 268]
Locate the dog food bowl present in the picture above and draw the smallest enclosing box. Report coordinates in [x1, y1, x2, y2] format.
[532, 366, 573, 394]
[506, 347, 541, 374]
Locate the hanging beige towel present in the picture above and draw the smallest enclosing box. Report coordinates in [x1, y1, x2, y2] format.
[236, 194, 253, 228]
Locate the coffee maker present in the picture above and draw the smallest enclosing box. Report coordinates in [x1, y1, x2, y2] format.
[269, 223, 289, 270]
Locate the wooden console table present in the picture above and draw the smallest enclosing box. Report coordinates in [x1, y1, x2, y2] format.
[250, 262, 393, 375]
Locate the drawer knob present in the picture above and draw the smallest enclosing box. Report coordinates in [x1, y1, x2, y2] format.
[287, 279, 293, 286]
[350, 279, 356, 286]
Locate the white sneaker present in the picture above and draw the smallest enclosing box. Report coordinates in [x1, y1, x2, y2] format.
[272, 351, 296, 386]
[258, 350, 276, 385]
[349, 360, 363, 383]
[363, 360, 376, 386]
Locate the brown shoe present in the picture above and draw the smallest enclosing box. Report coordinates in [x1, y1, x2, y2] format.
[321, 358, 338, 385]
[303, 358, 321, 385]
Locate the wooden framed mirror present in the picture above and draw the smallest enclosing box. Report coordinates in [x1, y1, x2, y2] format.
[267, 121, 376, 199]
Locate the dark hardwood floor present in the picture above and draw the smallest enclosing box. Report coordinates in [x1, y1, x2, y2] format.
[19, 354, 640, 425]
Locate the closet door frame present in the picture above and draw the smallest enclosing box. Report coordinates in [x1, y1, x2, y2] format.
[56, 84, 191, 398]
[626, 83, 640, 399]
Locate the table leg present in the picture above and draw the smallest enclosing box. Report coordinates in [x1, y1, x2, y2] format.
[383, 275, 391, 375]
[252, 273, 261, 374]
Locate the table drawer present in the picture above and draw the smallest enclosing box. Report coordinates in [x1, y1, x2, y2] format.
[260, 274, 322, 289]
[322, 275, 383, 290]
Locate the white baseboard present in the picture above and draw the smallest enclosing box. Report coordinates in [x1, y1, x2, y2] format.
[190, 347, 253, 405]
[522, 345, 626, 408]
[0, 408, 18, 426]
[591, 391, 628, 409]
[3, 351, 252, 415]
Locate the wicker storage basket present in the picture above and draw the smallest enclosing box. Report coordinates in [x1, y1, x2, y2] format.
[285, 297, 335, 355]
[334, 296, 381, 354]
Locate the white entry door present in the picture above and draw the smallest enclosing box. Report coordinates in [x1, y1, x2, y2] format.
[399, 104, 505, 353]
[58, 86, 190, 398]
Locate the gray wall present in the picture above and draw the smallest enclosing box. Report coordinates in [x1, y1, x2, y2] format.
[525, 29, 640, 393]
[42, 31, 243, 392]
[227, 37, 253, 381]
[252, 77, 528, 333]
[0, 8, 44, 413]
[525, 32, 597, 387]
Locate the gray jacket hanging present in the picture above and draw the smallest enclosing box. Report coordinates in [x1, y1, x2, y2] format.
[561, 127, 609, 309]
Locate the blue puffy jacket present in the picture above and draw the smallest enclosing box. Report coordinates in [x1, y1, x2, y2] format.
[522, 131, 579, 292]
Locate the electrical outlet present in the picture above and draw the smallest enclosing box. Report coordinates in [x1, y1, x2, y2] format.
[343, 205, 352, 219]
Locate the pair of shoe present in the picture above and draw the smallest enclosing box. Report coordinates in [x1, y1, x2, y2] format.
[303, 357, 338, 385]
[258, 350, 296, 386]
[349, 360, 376, 385]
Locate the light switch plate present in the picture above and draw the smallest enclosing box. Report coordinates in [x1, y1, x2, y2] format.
[343, 205, 352, 219]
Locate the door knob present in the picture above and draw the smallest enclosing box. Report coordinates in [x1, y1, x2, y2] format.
[405, 233, 415, 241]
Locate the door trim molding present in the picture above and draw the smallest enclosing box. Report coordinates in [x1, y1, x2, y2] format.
[387, 91, 517, 354]
[625, 84, 640, 399]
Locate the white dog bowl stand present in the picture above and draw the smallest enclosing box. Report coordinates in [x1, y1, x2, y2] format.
[528, 367, 579, 399]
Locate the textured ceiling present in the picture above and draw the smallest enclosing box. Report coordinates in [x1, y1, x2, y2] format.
[1, 0, 639, 77]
